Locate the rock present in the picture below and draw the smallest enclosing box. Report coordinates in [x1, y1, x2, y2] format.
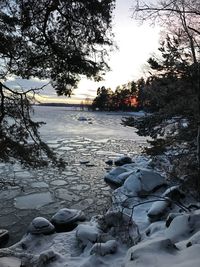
[186, 230, 200, 247]
[0, 229, 9, 247]
[76, 223, 101, 246]
[98, 210, 140, 246]
[105, 159, 113, 166]
[165, 212, 183, 227]
[0, 257, 21, 267]
[27, 217, 55, 235]
[37, 250, 58, 266]
[78, 116, 87, 121]
[86, 163, 95, 167]
[165, 212, 200, 242]
[162, 185, 185, 200]
[51, 208, 85, 231]
[104, 166, 134, 186]
[90, 240, 118, 256]
[123, 168, 166, 196]
[124, 238, 177, 267]
[80, 160, 90, 164]
[147, 199, 170, 221]
[145, 221, 166, 237]
[148, 186, 185, 222]
[114, 156, 132, 166]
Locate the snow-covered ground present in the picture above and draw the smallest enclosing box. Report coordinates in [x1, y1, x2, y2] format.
[1, 153, 200, 267]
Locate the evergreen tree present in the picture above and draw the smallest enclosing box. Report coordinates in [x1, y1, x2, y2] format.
[0, 0, 115, 166]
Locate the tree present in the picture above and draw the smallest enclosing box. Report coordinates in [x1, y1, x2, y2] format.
[92, 86, 113, 111]
[0, 0, 115, 166]
[136, 77, 145, 110]
[133, 0, 200, 170]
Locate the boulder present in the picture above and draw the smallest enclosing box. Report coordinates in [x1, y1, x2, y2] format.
[147, 186, 184, 222]
[145, 221, 166, 237]
[104, 166, 134, 186]
[162, 185, 185, 200]
[105, 159, 113, 166]
[51, 208, 85, 231]
[27, 217, 55, 235]
[76, 223, 101, 246]
[123, 169, 166, 196]
[114, 156, 132, 166]
[165, 212, 200, 242]
[186, 230, 200, 247]
[78, 116, 87, 121]
[165, 212, 183, 228]
[124, 238, 177, 267]
[147, 199, 170, 221]
[90, 240, 118, 256]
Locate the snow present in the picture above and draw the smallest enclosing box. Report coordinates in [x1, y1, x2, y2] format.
[147, 199, 170, 220]
[186, 230, 200, 247]
[165, 212, 200, 243]
[51, 208, 85, 225]
[90, 240, 118, 256]
[27, 217, 55, 235]
[1, 154, 200, 267]
[76, 223, 101, 246]
[104, 166, 135, 186]
[122, 168, 166, 196]
[124, 238, 200, 267]
[0, 257, 21, 267]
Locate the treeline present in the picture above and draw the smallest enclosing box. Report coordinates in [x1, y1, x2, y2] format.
[91, 0, 200, 193]
[91, 81, 142, 111]
[121, 0, 200, 194]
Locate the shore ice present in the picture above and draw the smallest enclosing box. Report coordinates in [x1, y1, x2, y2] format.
[1, 155, 200, 267]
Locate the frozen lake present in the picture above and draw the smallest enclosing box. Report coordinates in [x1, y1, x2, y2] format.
[33, 106, 146, 141]
[0, 106, 147, 246]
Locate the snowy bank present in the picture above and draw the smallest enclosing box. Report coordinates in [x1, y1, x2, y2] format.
[1, 155, 200, 267]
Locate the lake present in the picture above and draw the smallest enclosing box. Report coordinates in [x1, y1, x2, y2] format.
[0, 106, 147, 246]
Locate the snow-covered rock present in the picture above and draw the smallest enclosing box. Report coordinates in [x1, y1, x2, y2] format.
[122, 169, 166, 197]
[51, 208, 85, 231]
[78, 116, 88, 121]
[90, 240, 118, 256]
[145, 221, 166, 238]
[76, 223, 101, 246]
[147, 199, 170, 221]
[165, 212, 200, 243]
[114, 156, 132, 166]
[124, 238, 177, 267]
[162, 185, 185, 200]
[186, 230, 200, 247]
[104, 166, 134, 186]
[147, 186, 183, 221]
[165, 212, 183, 227]
[27, 217, 55, 235]
[124, 237, 200, 267]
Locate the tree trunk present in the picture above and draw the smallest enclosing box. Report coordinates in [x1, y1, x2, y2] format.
[0, 82, 5, 124]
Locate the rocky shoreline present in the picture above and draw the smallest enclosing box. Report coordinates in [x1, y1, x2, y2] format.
[0, 136, 145, 247]
[1, 153, 200, 267]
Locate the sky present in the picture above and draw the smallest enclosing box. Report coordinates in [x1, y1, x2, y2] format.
[6, 0, 161, 104]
